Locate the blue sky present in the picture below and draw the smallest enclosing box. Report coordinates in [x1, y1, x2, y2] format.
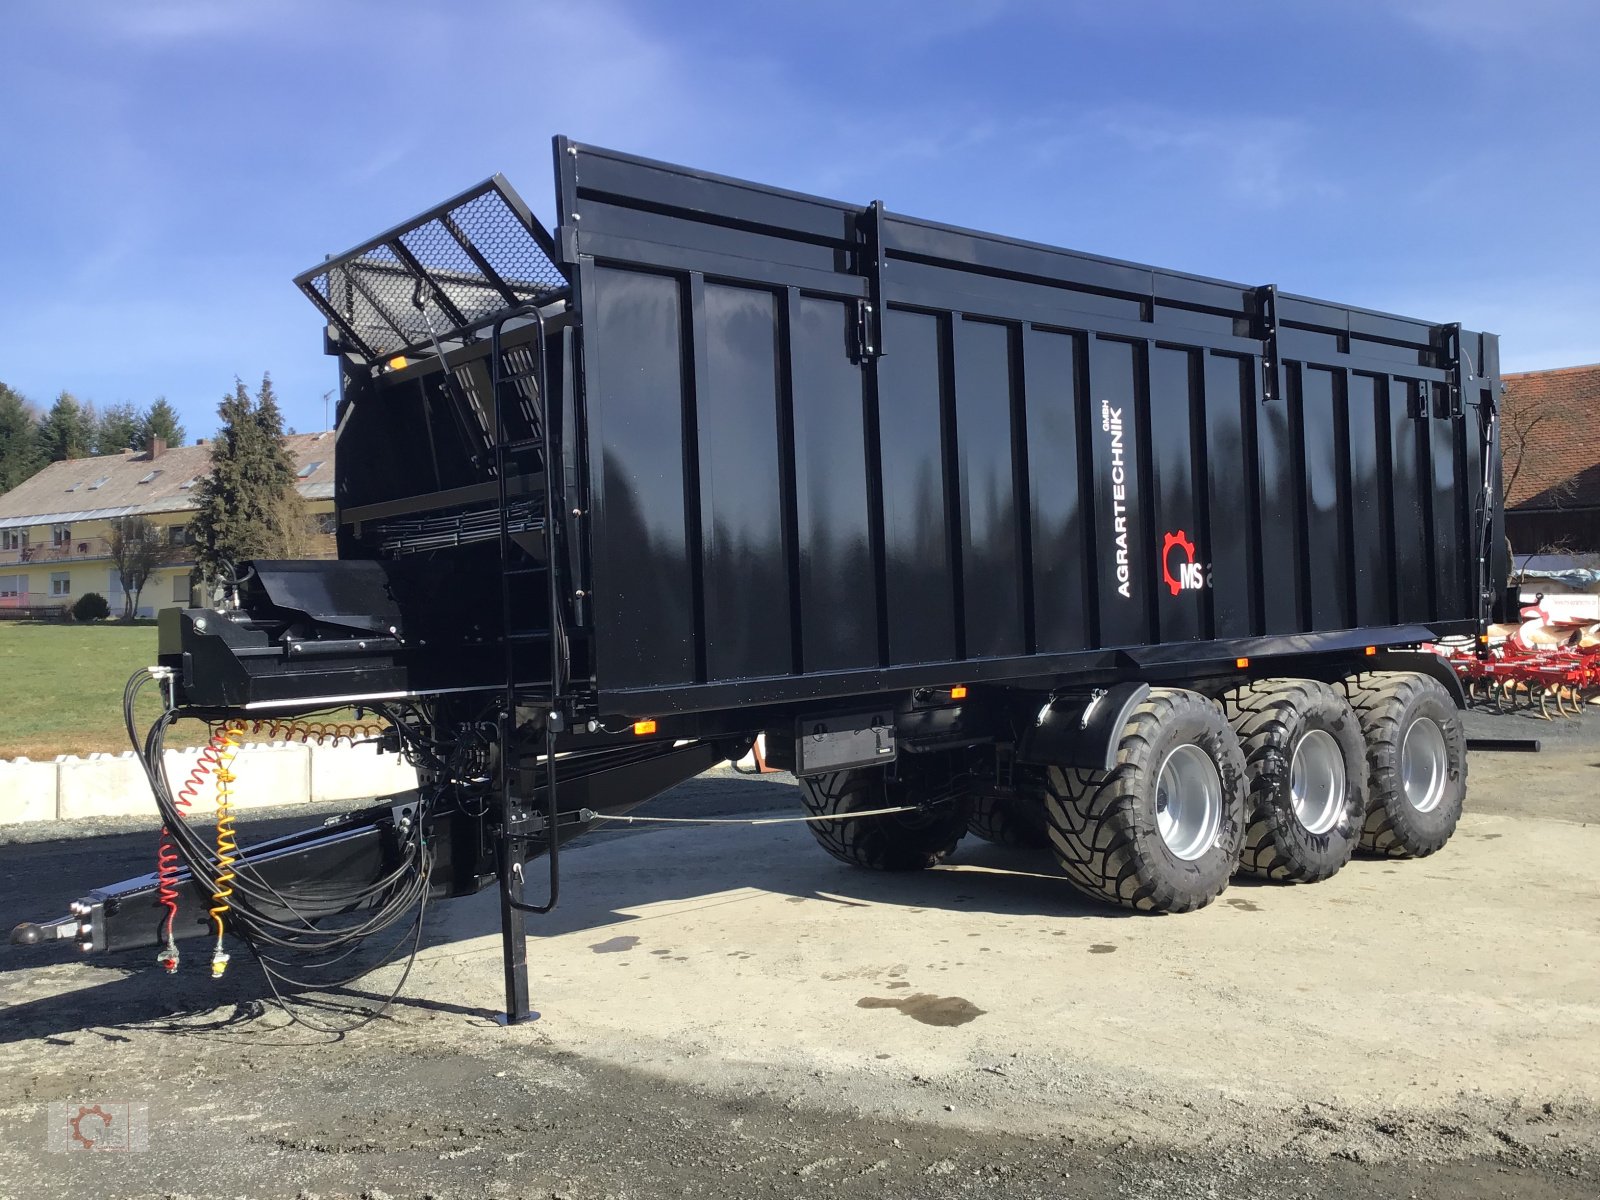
[1, 0, 1596, 440]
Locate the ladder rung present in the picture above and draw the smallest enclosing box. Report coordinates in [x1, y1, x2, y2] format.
[506, 630, 550, 642]
[504, 565, 548, 577]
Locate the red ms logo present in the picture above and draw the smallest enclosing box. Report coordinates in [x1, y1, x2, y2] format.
[1161, 530, 1210, 596]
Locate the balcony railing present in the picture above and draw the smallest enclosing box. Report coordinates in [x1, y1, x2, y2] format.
[0, 537, 115, 566]
[0, 537, 197, 567]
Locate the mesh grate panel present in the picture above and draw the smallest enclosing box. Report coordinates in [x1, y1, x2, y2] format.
[295, 177, 567, 364]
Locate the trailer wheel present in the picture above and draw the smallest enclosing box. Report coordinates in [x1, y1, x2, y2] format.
[1222, 679, 1367, 883]
[797, 756, 973, 871]
[1042, 688, 1247, 913]
[1342, 671, 1466, 857]
[967, 767, 1050, 849]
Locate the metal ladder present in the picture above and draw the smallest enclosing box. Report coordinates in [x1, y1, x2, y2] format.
[489, 303, 565, 1024]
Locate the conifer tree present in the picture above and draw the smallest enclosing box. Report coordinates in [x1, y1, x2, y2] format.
[191, 374, 305, 593]
[139, 397, 186, 448]
[0, 381, 42, 491]
[94, 401, 142, 455]
[34, 391, 96, 462]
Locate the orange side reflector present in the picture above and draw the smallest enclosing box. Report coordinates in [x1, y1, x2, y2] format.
[950, 685, 968, 699]
[1365, 646, 1378, 656]
[633, 719, 658, 736]
[1478, 634, 1489, 644]
[1234, 657, 1249, 669]
[387, 355, 407, 370]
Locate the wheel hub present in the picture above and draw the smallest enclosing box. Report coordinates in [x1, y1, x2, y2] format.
[1154, 743, 1223, 861]
[1400, 717, 1448, 814]
[1289, 728, 1346, 835]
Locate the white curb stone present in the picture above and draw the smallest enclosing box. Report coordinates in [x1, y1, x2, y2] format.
[0, 758, 59, 824]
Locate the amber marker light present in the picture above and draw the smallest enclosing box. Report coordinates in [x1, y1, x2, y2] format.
[387, 355, 408, 370]
[1234, 658, 1249, 669]
[633, 719, 658, 736]
[1365, 646, 1378, 656]
[950, 685, 968, 699]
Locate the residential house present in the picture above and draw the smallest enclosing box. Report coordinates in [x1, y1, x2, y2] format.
[0, 433, 335, 618]
[1501, 362, 1600, 555]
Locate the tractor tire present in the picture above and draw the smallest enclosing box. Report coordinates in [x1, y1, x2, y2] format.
[967, 767, 1051, 848]
[1342, 671, 1466, 858]
[797, 755, 973, 871]
[1042, 688, 1248, 913]
[1221, 679, 1368, 883]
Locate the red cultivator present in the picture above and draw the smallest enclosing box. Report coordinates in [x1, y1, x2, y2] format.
[1444, 614, 1600, 719]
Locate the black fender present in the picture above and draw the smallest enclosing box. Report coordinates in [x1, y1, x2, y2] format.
[1013, 682, 1150, 772]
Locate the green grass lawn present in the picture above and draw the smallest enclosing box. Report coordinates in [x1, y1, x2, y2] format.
[0, 621, 201, 759]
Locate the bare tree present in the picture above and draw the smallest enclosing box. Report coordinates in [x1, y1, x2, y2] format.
[109, 516, 172, 620]
[1501, 380, 1577, 511]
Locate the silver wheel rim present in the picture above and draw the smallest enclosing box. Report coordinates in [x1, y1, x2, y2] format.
[1289, 729, 1346, 835]
[1401, 717, 1448, 814]
[1155, 744, 1223, 861]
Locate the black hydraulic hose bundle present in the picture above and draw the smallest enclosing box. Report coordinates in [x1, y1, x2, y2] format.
[123, 669, 434, 1031]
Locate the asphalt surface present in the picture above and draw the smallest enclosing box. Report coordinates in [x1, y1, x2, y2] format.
[1, 706, 1596, 1199]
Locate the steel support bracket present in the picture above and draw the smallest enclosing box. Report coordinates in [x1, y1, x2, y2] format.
[1432, 322, 1465, 418]
[855, 200, 887, 361]
[1254, 284, 1280, 403]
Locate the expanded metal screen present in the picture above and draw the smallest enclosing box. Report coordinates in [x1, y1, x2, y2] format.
[295, 176, 567, 364]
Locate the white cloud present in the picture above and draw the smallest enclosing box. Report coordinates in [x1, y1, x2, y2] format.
[1393, 0, 1596, 54]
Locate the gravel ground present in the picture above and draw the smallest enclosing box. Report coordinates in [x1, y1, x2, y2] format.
[1, 706, 1597, 1199]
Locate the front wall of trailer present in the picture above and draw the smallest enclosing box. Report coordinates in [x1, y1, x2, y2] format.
[563, 143, 1499, 696]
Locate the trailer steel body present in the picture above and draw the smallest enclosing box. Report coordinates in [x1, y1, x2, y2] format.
[14, 139, 1509, 1023]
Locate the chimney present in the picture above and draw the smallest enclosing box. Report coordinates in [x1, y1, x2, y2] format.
[148, 436, 167, 460]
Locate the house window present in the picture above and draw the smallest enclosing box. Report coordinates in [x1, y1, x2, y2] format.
[88, 476, 109, 489]
[168, 524, 191, 546]
[298, 461, 326, 479]
[316, 512, 338, 534]
[138, 469, 163, 484]
[52, 524, 72, 547]
[173, 574, 190, 604]
[51, 572, 71, 597]
[1, 529, 28, 551]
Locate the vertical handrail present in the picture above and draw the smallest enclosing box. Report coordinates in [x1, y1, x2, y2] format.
[489, 304, 562, 918]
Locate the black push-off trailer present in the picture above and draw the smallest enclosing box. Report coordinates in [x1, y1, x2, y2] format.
[14, 138, 1509, 1023]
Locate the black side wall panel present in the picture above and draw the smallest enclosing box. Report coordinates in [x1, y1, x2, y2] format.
[1299, 366, 1352, 633]
[1022, 327, 1091, 653]
[1201, 353, 1257, 639]
[696, 283, 792, 681]
[1257, 378, 1304, 635]
[1346, 373, 1391, 628]
[585, 266, 696, 689]
[877, 309, 957, 665]
[952, 318, 1026, 659]
[1390, 380, 1433, 623]
[1148, 346, 1206, 643]
[790, 296, 877, 672]
[1085, 337, 1148, 648]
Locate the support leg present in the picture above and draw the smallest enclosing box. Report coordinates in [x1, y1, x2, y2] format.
[497, 840, 536, 1024]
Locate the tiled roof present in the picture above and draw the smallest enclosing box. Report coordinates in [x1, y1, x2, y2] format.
[1501, 363, 1600, 512]
[0, 432, 336, 528]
